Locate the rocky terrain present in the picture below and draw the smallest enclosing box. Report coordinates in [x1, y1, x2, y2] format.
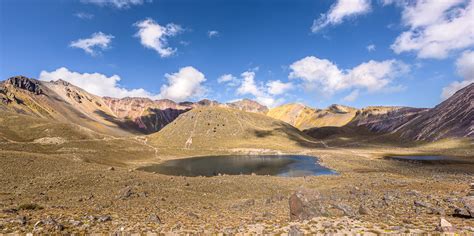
[0, 76, 473, 234]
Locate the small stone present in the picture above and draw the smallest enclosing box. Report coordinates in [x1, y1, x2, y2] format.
[17, 216, 27, 225]
[70, 220, 82, 226]
[359, 205, 370, 215]
[414, 200, 431, 208]
[108, 167, 115, 171]
[289, 225, 303, 236]
[187, 212, 199, 219]
[97, 215, 112, 222]
[148, 214, 161, 224]
[436, 218, 455, 232]
[116, 186, 134, 200]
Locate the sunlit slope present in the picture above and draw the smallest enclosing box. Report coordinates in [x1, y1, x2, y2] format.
[0, 76, 136, 136]
[0, 111, 104, 142]
[149, 107, 321, 151]
[267, 103, 357, 130]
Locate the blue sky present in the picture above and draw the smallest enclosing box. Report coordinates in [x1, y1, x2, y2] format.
[1, 0, 473, 108]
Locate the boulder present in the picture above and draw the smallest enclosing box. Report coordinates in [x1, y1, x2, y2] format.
[461, 196, 474, 217]
[289, 188, 327, 221]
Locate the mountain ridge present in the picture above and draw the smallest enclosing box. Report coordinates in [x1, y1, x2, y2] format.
[1, 76, 472, 141]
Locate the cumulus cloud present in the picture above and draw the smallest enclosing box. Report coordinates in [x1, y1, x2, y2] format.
[441, 50, 474, 99]
[266, 80, 293, 95]
[208, 30, 219, 38]
[312, 0, 371, 32]
[235, 71, 288, 107]
[39, 67, 154, 98]
[39, 66, 207, 102]
[159, 66, 207, 102]
[217, 74, 239, 86]
[134, 18, 183, 57]
[343, 89, 360, 102]
[289, 56, 409, 99]
[391, 0, 474, 59]
[75, 12, 94, 20]
[81, 0, 149, 9]
[367, 44, 376, 52]
[69, 32, 114, 56]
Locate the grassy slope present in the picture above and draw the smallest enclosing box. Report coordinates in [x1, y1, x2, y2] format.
[149, 107, 324, 153]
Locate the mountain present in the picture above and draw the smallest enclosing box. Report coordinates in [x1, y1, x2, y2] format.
[225, 99, 269, 114]
[0, 76, 135, 136]
[267, 103, 358, 130]
[103, 97, 192, 134]
[348, 83, 474, 141]
[149, 106, 320, 151]
[102, 98, 268, 133]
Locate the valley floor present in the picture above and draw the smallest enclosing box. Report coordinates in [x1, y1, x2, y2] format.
[0, 137, 473, 234]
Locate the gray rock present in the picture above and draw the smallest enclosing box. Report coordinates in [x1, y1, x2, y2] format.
[97, 215, 112, 222]
[414, 200, 431, 208]
[436, 218, 455, 232]
[148, 214, 162, 224]
[461, 196, 474, 217]
[116, 186, 134, 200]
[289, 188, 328, 221]
[17, 216, 27, 225]
[334, 203, 354, 216]
[289, 225, 303, 236]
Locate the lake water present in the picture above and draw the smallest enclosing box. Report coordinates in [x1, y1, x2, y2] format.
[138, 155, 337, 177]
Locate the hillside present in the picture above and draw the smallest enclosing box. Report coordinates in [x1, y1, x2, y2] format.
[149, 106, 320, 151]
[103, 97, 191, 133]
[267, 103, 358, 130]
[349, 83, 474, 141]
[0, 76, 135, 136]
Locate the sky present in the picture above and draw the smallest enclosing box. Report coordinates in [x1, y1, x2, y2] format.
[1, 0, 473, 109]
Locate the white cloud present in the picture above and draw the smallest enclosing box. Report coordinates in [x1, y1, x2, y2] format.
[391, 0, 474, 59]
[134, 18, 183, 57]
[266, 80, 293, 95]
[343, 89, 360, 102]
[69, 32, 114, 56]
[441, 50, 474, 99]
[159, 66, 207, 102]
[289, 56, 409, 99]
[367, 44, 376, 52]
[217, 74, 239, 86]
[235, 71, 288, 107]
[75, 12, 94, 20]
[208, 30, 219, 38]
[39, 66, 207, 102]
[81, 0, 149, 9]
[312, 0, 371, 32]
[39, 67, 154, 98]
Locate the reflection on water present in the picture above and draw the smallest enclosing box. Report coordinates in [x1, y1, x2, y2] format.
[138, 155, 337, 177]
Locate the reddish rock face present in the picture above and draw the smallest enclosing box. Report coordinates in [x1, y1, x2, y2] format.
[103, 97, 192, 134]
